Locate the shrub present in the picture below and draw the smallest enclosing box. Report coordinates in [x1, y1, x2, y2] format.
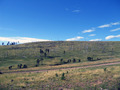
[104, 68, 107, 71]
[0, 72, 3, 74]
[11, 79, 14, 82]
[61, 73, 65, 80]
[66, 71, 68, 74]
[35, 64, 39, 67]
[55, 73, 58, 77]
[97, 58, 101, 60]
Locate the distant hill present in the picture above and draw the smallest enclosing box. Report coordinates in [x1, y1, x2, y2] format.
[0, 41, 120, 67]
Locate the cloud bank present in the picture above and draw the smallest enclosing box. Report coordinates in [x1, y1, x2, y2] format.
[66, 36, 84, 41]
[0, 37, 50, 43]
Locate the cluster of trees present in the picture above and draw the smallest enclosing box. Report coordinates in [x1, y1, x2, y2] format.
[18, 64, 23, 68]
[40, 49, 49, 57]
[2, 41, 19, 46]
[18, 64, 27, 68]
[87, 57, 101, 61]
[60, 58, 81, 65]
[8, 64, 27, 70]
[7, 49, 50, 70]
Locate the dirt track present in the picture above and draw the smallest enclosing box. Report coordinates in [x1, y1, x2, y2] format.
[3, 61, 120, 74]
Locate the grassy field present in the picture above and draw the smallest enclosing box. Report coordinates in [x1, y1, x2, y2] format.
[1, 58, 120, 73]
[1, 65, 120, 90]
[0, 41, 120, 89]
[0, 41, 120, 68]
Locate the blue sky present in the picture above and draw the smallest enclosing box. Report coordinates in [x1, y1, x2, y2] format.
[0, 0, 120, 43]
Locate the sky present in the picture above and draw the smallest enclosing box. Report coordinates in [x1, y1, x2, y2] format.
[0, 0, 120, 44]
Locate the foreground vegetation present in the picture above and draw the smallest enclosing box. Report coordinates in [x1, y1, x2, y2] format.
[1, 65, 120, 90]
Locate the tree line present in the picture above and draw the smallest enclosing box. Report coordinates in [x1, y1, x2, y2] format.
[1, 41, 19, 46]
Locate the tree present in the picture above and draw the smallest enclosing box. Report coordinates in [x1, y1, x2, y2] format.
[19, 64, 22, 68]
[10, 42, 16, 45]
[7, 41, 10, 45]
[78, 59, 81, 62]
[17, 64, 20, 68]
[2, 42, 4, 45]
[0, 71, 3, 74]
[40, 49, 44, 54]
[67, 59, 70, 63]
[23, 64, 27, 68]
[63, 51, 66, 54]
[45, 49, 49, 53]
[60, 59, 63, 64]
[35, 64, 39, 67]
[48, 49, 49, 53]
[9, 66, 12, 70]
[87, 57, 93, 61]
[36, 59, 40, 65]
[73, 58, 76, 63]
[44, 53, 47, 57]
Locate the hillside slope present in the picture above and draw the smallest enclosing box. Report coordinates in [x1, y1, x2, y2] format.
[0, 41, 120, 68]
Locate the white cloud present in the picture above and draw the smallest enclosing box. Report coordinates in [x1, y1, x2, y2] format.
[110, 28, 120, 32]
[89, 34, 96, 36]
[111, 22, 120, 25]
[105, 35, 120, 40]
[72, 10, 80, 13]
[98, 21, 120, 28]
[98, 24, 111, 28]
[89, 39, 102, 41]
[66, 36, 84, 41]
[0, 37, 50, 43]
[82, 29, 94, 33]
